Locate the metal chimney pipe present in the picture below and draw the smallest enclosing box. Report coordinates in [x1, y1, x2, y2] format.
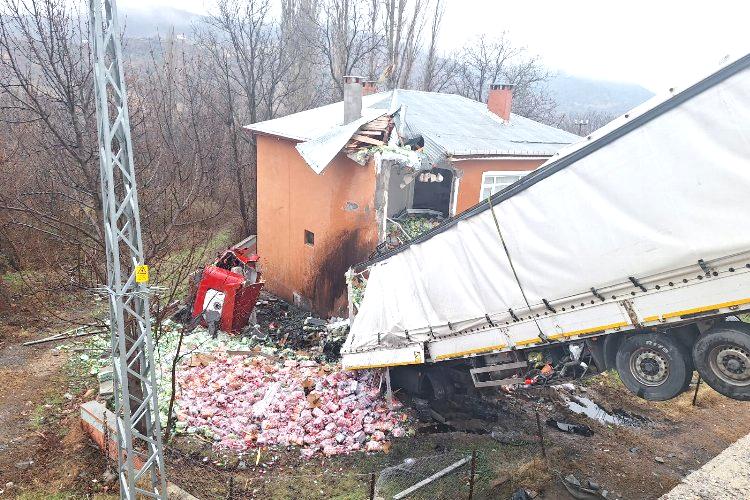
[343, 75, 363, 124]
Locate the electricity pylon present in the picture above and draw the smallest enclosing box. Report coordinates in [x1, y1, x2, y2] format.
[89, 0, 167, 497]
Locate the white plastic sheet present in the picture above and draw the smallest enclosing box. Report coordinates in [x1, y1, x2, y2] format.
[344, 54, 750, 356]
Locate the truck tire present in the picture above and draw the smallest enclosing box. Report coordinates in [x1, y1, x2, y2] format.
[693, 322, 750, 401]
[616, 333, 693, 401]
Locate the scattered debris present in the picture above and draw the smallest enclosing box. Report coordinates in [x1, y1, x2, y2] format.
[253, 294, 339, 354]
[565, 395, 627, 426]
[546, 418, 594, 437]
[510, 488, 534, 500]
[385, 212, 443, 250]
[561, 473, 608, 499]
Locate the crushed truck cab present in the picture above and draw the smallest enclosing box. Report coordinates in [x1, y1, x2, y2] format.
[193, 247, 264, 334]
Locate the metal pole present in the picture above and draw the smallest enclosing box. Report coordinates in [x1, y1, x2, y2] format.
[468, 450, 477, 500]
[385, 367, 393, 410]
[369, 472, 376, 500]
[226, 476, 234, 500]
[692, 375, 702, 406]
[535, 411, 546, 459]
[88, 0, 166, 497]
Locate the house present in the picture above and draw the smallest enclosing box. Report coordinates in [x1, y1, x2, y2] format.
[245, 77, 579, 316]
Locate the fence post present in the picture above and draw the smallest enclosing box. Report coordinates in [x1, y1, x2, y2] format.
[692, 375, 702, 406]
[369, 472, 376, 500]
[535, 411, 546, 459]
[226, 475, 234, 500]
[468, 450, 477, 500]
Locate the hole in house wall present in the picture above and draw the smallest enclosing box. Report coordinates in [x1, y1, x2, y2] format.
[412, 168, 454, 217]
[304, 230, 315, 246]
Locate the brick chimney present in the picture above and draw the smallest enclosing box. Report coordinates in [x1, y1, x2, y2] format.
[487, 83, 514, 121]
[343, 75, 363, 124]
[362, 80, 378, 96]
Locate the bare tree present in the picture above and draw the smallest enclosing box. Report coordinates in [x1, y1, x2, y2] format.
[0, 0, 103, 291]
[315, 0, 381, 99]
[420, 0, 443, 91]
[0, 0, 224, 323]
[450, 33, 556, 121]
[195, 0, 313, 235]
[382, 0, 429, 89]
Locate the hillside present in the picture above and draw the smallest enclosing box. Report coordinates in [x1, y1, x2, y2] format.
[547, 72, 654, 116]
[120, 6, 202, 38]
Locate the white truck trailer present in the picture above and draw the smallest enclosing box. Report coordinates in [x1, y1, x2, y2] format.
[342, 52, 750, 402]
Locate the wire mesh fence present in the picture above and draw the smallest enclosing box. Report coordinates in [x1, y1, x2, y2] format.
[374, 451, 475, 500]
[164, 446, 501, 499]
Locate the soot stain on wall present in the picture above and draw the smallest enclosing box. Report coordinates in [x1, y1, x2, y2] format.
[308, 228, 370, 316]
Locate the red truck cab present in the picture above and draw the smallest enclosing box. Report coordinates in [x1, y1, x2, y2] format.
[192, 247, 264, 334]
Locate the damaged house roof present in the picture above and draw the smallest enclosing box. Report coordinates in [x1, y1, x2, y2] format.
[245, 89, 579, 174]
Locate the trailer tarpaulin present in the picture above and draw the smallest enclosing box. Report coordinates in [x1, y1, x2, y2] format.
[343, 53, 750, 365]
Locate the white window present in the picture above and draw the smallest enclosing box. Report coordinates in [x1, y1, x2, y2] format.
[479, 171, 526, 201]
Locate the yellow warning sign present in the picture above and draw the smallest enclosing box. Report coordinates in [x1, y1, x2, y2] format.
[135, 264, 149, 283]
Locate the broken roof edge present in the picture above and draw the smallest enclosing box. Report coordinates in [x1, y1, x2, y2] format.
[352, 51, 750, 272]
[243, 127, 307, 143]
[296, 109, 392, 174]
[244, 91, 394, 142]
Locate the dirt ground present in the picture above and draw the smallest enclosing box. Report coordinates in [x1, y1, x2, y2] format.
[1, 297, 749, 499]
[0, 294, 116, 499]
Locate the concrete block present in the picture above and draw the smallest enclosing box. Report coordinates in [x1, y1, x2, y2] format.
[99, 379, 114, 398]
[80, 400, 144, 469]
[97, 367, 113, 383]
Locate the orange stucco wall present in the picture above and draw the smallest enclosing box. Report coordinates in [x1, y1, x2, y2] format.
[256, 134, 378, 316]
[454, 158, 547, 214]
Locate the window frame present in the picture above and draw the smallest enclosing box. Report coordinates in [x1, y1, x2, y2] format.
[479, 170, 527, 202]
[304, 229, 315, 246]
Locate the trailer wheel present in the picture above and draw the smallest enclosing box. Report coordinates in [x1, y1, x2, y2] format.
[616, 333, 692, 401]
[693, 322, 750, 401]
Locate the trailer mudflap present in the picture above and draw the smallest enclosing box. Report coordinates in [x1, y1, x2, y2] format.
[342, 343, 425, 370]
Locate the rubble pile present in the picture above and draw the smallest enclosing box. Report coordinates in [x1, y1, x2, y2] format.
[175, 355, 408, 458]
[254, 295, 333, 353]
[385, 213, 443, 250]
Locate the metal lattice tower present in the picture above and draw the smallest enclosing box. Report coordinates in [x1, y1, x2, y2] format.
[89, 0, 167, 497]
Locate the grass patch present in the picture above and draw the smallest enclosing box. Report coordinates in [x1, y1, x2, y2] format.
[28, 393, 65, 432]
[0, 270, 24, 292]
[581, 369, 622, 388]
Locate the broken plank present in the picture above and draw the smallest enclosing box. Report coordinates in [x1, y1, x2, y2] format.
[23, 329, 104, 346]
[364, 120, 388, 126]
[352, 134, 384, 146]
[356, 130, 383, 136]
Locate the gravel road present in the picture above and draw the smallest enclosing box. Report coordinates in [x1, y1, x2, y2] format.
[661, 431, 750, 499]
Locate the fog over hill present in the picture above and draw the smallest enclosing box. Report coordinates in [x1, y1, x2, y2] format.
[120, 5, 203, 38]
[546, 73, 654, 117]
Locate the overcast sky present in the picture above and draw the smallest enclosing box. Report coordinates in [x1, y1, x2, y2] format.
[119, 0, 750, 92]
